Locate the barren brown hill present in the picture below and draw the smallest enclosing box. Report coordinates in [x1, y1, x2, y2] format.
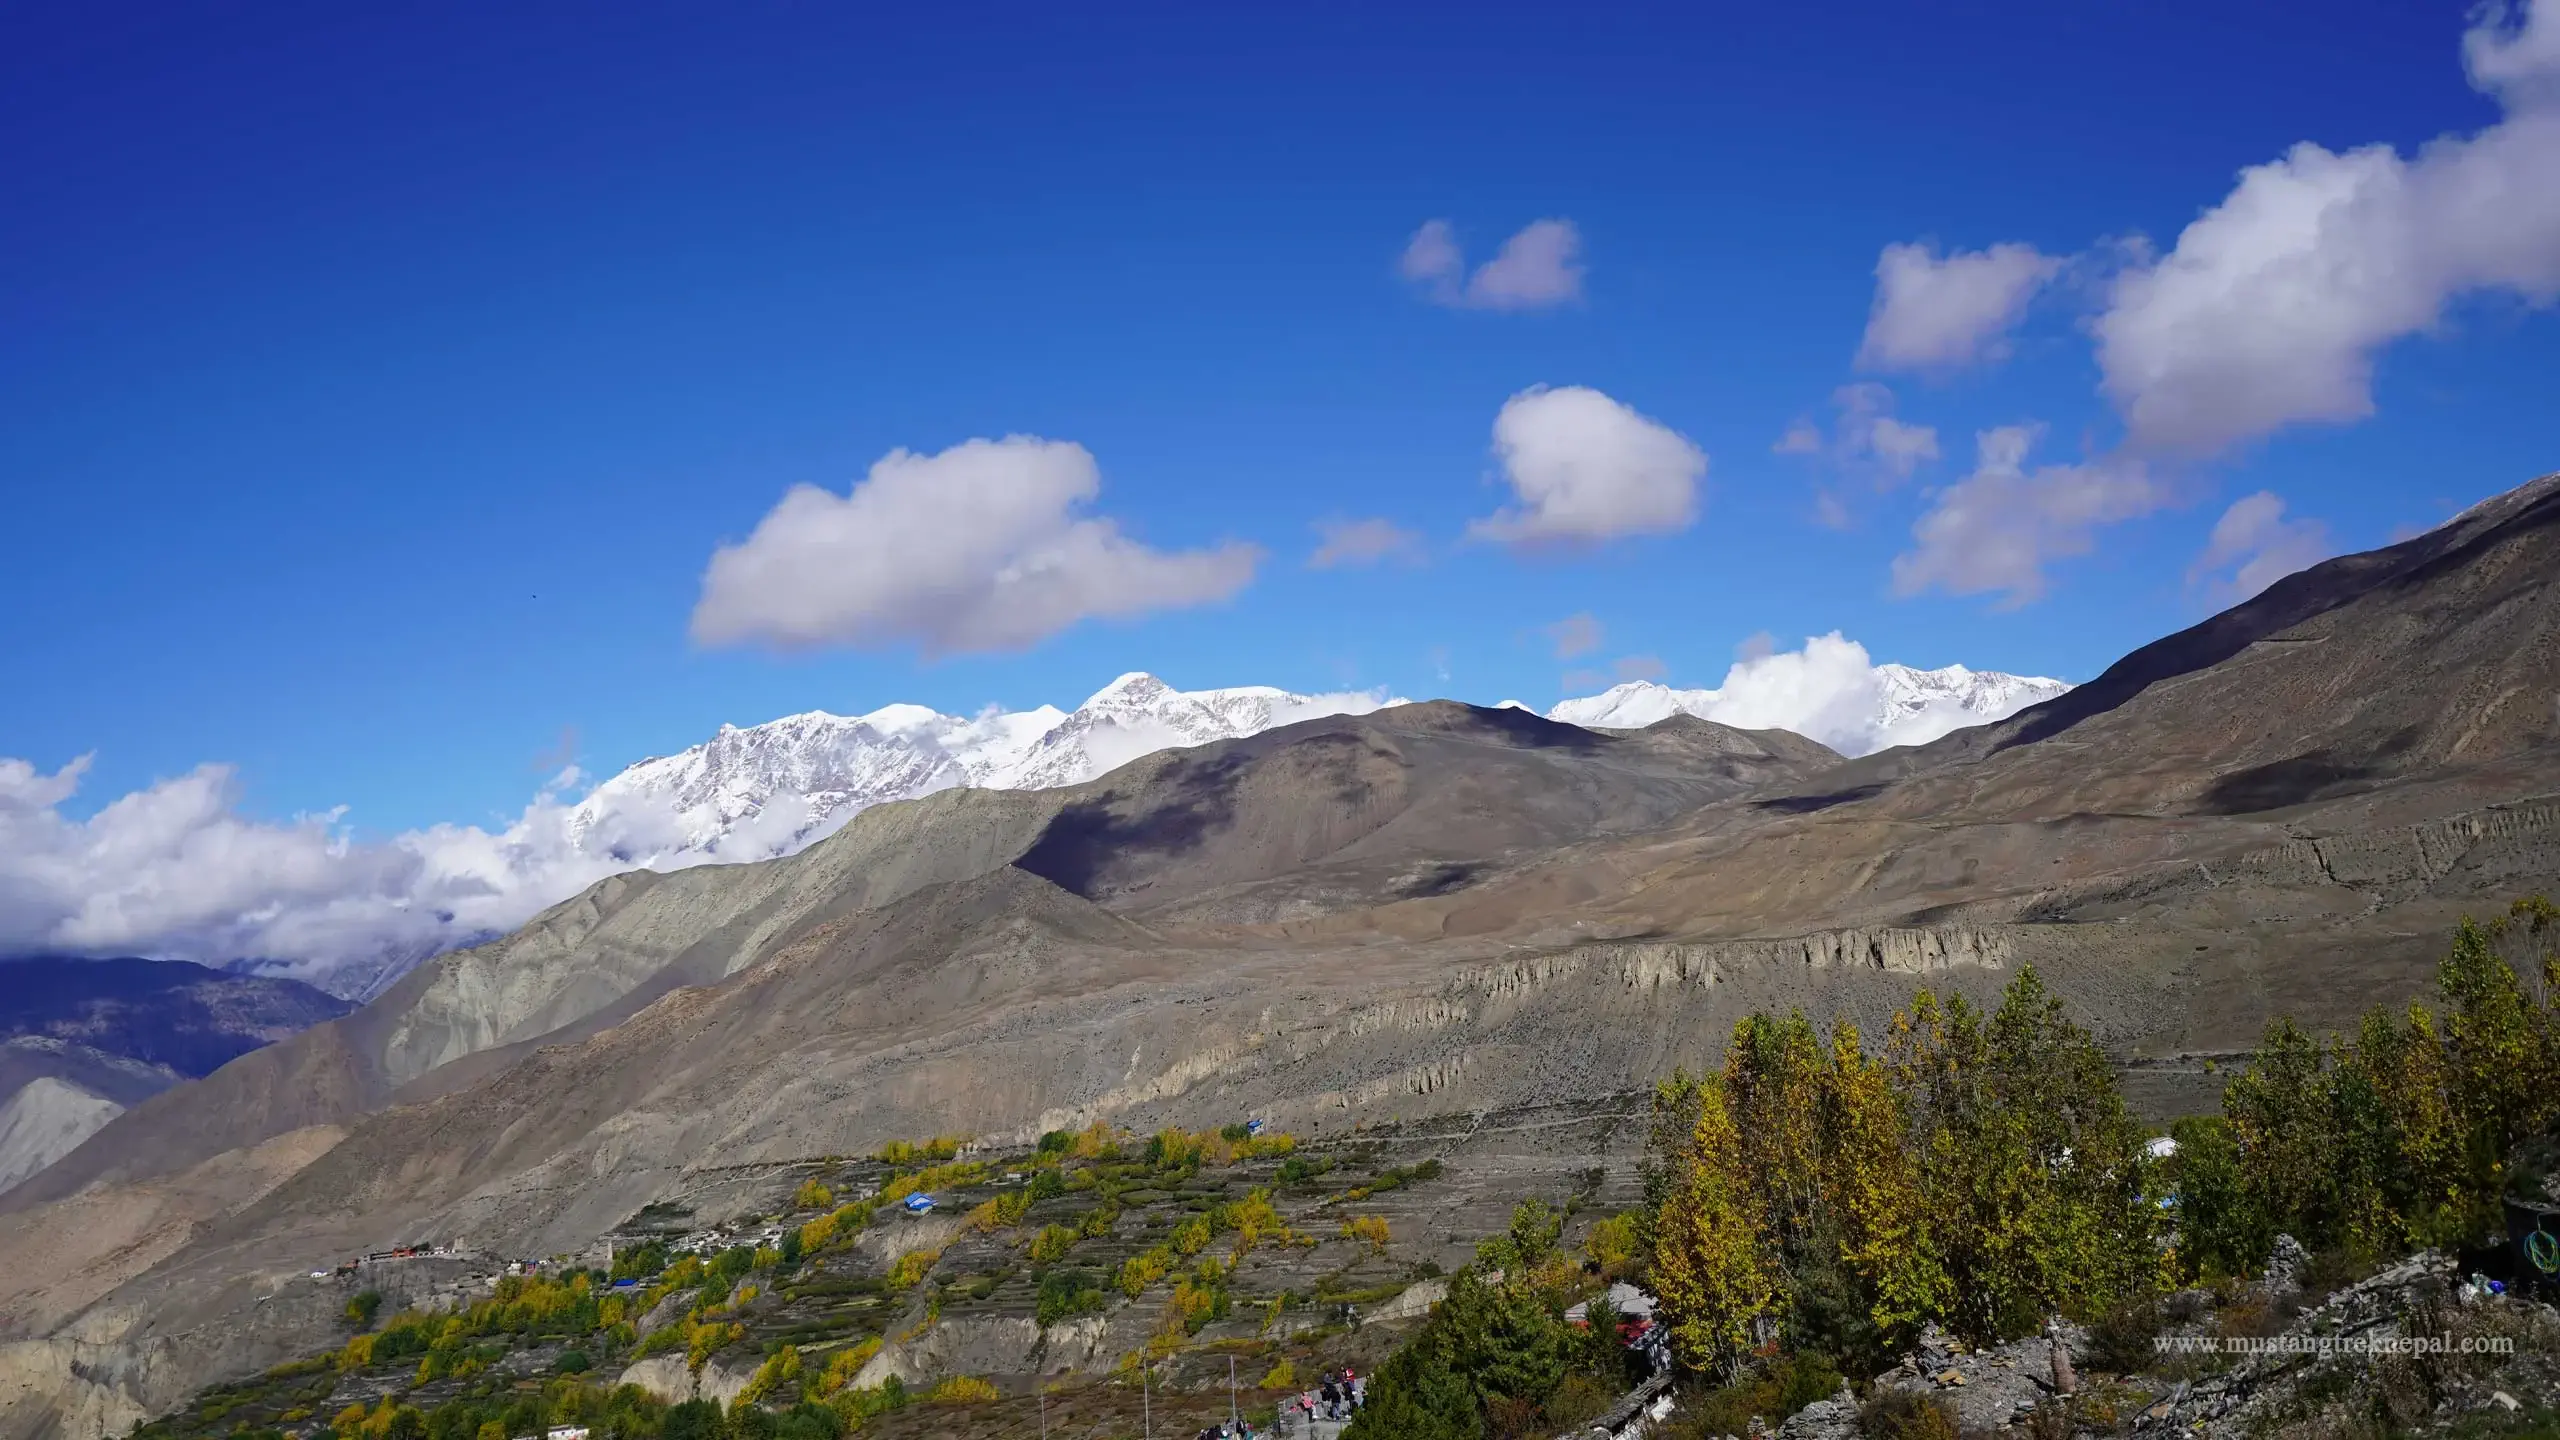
[2, 472, 2555, 1440]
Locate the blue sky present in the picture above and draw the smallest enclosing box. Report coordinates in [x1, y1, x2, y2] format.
[4, 0, 2555, 857]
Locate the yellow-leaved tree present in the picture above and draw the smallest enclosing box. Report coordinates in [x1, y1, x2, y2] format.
[1649, 1076, 1785, 1377]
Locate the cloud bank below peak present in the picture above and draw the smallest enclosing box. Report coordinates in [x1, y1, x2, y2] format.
[1547, 632, 2071, 756]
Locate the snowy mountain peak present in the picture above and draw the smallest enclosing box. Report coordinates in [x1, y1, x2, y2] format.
[1084, 672, 1175, 707]
[561, 645, 2064, 890]
[564, 676, 1405, 868]
[1547, 642, 2069, 757]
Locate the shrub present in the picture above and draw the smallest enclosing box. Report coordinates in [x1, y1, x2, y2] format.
[345, 1291, 384, 1329]
[792, 1179, 834, 1211]
[926, 1375, 999, 1405]
[885, 1248, 940, 1292]
[1341, 1214, 1393, 1252]
[1222, 1189, 1288, 1255]
[735, 1345, 803, 1407]
[663, 1400, 722, 1440]
[1277, 1156, 1322, 1185]
[1582, 1213, 1642, 1277]
[1116, 1245, 1174, 1297]
[1859, 1388, 1956, 1440]
[552, 1350, 590, 1375]
[1028, 1224, 1079, 1264]
[874, 1136, 964, 1167]
[1259, 1359, 1296, 1390]
[813, 1338, 882, 1398]
[774, 1403, 842, 1440]
[1035, 1268, 1108, 1327]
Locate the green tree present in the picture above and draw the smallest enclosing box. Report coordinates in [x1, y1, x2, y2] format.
[2165, 1114, 2260, 1280]
[722, 1402, 774, 1440]
[661, 1400, 720, 1440]
[1343, 1326, 1478, 1440]
[1438, 1270, 1568, 1414]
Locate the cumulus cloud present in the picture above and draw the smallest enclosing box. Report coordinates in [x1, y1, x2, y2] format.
[1542, 612, 1605, 659]
[1892, 425, 2166, 606]
[2095, 0, 2560, 453]
[691, 436, 1261, 655]
[1467, 386, 1706, 548]
[1308, 516, 1425, 569]
[1548, 632, 2066, 755]
[2188, 491, 2336, 607]
[1856, 241, 2065, 371]
[1400, 218, 1586, 310]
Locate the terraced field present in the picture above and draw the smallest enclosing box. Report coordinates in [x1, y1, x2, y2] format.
[125, 1098, 1651, 1440]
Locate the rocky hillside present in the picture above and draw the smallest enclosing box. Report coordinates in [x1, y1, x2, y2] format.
[0, 958, 350, 1201]
[2, 472, 2556, 1440]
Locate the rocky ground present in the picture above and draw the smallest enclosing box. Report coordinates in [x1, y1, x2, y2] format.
[1744, 1243, 2560, 1440]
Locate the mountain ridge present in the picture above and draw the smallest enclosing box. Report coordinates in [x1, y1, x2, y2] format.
[561, 660, 2067, 875]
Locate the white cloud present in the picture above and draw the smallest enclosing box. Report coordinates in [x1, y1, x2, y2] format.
[1776, 383, 1941, 484]
[2188, 491, 2336, 607]
[1467, 386, 1706, 548]
[1542, 612, 1605, 659]
[1400, 218, 1586, 310]
[2470, 0, 2560, 106]
[1856, 242, 2064, 371]
[691, 436, 1261, 655]
[1308, 516, 1424, 569]
[1548, 632, 2068, 755]
[1869, 416, 1943, 476]
[2095, 0, 2560, 453]
[0, 755, 655, 986]
[1399, 219, 1464, 288]
[1892, 425, 2166, 606]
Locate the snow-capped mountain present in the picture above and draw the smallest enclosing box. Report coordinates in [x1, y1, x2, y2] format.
[567, 656, 2067, 871]
[1871, 663, 2071, 735]
[1547, 656, 2069, 756]
[103, 649, 2070, 1000]
[563, 674, 1405, 863]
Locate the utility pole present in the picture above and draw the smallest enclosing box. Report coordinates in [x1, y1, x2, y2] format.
[1229, 1355, 1239, 1431]
[1143, 1357, 1151, 1440]
[1039, 1390, 1046, 1440]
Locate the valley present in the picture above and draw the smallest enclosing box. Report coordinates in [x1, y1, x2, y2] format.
[1, 471, 2555, 1439]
